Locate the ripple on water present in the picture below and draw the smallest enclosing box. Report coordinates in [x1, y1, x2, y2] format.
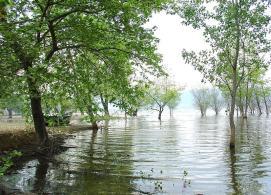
[1, 113, 271, 194]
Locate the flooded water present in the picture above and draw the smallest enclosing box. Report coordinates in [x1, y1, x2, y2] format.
[1, 111, 271, 194]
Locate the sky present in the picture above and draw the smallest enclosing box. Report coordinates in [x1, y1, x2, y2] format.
[148, 11, 271, 89]
[148, 12, 208, 89]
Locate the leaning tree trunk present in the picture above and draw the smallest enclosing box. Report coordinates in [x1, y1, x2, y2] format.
[26, 74, 49, 145]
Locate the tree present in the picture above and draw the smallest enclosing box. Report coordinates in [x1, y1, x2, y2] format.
[181, 0, 270, 148]
[192, 88, 210, 117]
[209, 88, 224, 115]
[1, 0, 175, 145]
[146, 79, 182, 120]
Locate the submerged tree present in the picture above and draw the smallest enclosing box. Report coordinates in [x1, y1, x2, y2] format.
[146, 79, 182, 120]
[192, 88, 210, 117]
[209, 88, 224, 115]
[181, 0, 270, 148]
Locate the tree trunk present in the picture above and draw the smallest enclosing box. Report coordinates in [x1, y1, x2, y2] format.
[26, 71, 49, 145]
[262, 88, 269, 115]
[169, 108, 173, 117]
[215, 107, 219, 116]
[255, 95, 262, 116]
[244, 80, 249, 118]
[87, 105, 98, 130]
[7, 108, 12, 119]
[264, 96, 269, 116]
[92, 121, 98, 130]
[100, 95, 109, 117]
[158, 107, 163, 120]
[230, 2, 240, 149]
[229, 69, 238, 149]
[229, 95, 236, 149]
[132, 109, 138, 117]
[200, 107, 204, 117]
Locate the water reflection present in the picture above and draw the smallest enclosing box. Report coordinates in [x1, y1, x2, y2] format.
[32, 157, 49, 193]
[1, 112, 271, 194]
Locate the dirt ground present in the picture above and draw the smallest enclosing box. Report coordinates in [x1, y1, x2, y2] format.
[0, 114, 93, 151]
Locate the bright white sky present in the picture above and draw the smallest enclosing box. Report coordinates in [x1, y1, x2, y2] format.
[148, 12, 271, 89]
[148, 12, 208, 89]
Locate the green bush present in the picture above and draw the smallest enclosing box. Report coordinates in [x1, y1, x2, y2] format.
[0, 150, 22, 177]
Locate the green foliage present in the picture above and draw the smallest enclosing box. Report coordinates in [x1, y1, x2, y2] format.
[0, 0, 176, 136]
[181, 0, 270, 91]
[145, 78, 182, 119]
[0, 150, 22, 177]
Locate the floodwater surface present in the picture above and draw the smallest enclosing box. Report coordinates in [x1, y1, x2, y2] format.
[1, 111, 271, 194]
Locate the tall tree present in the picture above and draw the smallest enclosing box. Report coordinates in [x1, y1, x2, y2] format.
[0, 0, 175, 145]
[181, 0, 270, 148]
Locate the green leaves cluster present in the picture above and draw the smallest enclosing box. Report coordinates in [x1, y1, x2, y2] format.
[0, 150, 22, 177]
[0, 0, 177, 132]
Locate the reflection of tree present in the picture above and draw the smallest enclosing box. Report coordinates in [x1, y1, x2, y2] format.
[32, 157, 49, 193]
[229, 118, 266, 194]
[72, 119, 136, 194]
[229, 147, 241, 195]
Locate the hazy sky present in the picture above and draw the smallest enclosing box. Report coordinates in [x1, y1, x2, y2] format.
[149, 12, 271, 89]
[148, 12, 208, 89]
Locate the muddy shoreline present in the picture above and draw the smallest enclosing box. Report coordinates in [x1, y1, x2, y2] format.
[0, 125, 97, 194]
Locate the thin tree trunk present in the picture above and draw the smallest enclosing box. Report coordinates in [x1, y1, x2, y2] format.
[229, 91, 236, 149]
[244, 80, 249, 118]
[7, 108, 12, 119]
[230, 2, 240, 149]
[264, 96, 269, 116]
[262, 86, 269, 115]
[158, 107, 163, 120]
[170, 108, 173, 117]
[255, 95, 262, 116]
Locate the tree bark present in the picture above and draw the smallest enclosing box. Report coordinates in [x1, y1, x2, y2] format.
[255, 95, 262, 116]
[158, 107, 163, 120]
[132, 109, 138, 117]
[244, 80, 249, 118]
[264, 96, 269, 116]
[229, 92, 236, 149]
[26, 69, 49, 145]
[87, 105, 98, 130]
[262, 86, 269, 116]
[100, 95, 109, 117]
[229, 1, 240, 149]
